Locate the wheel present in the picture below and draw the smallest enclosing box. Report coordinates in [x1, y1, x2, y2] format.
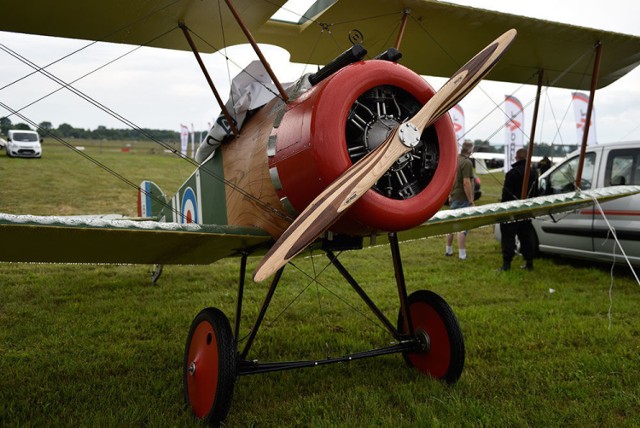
[397, 290, 465, 384]
[183, 307, 236, 425]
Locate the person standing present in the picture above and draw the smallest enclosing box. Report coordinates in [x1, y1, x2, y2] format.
[538, 156, 552, 174]
[499, 148, 538, 271]
[445, 141, 475, 260]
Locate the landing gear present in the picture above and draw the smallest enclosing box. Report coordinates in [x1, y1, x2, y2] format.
[183, 307, 236, 425]
[183, 234, 465, 423]
[398, 290, 465, 384]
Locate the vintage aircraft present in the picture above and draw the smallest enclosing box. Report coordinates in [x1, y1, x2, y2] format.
[2, 0, 640, 424]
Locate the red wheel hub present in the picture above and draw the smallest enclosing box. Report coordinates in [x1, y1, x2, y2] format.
[186, 321, 219, 418]
[406, 301, 451, 378]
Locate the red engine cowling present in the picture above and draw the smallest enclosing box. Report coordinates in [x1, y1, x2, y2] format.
[268, 60, 457, 235]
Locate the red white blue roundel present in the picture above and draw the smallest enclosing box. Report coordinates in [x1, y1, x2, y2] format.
[181, 187, 198, 224]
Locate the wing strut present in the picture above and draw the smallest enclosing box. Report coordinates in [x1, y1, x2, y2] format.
[522, 69, 544, 199]
[224, 0, 289, 103]
[394, 9, 411, 50]
[180, 23, 240, 136]
[576, 41, 603, 188]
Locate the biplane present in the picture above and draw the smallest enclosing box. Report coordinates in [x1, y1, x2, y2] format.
[2, 0, 640, 424]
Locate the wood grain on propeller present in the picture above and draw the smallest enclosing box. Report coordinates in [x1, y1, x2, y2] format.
[254, 29, 517, 282]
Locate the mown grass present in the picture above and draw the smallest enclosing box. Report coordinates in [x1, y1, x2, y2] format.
[1, 142, 639, 426]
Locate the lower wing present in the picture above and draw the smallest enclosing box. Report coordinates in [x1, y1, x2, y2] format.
[0, 214, 271, 264]
[1, 186, 637, 264]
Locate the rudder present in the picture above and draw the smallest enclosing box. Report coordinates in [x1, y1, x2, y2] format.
[138, 180, 168, 219]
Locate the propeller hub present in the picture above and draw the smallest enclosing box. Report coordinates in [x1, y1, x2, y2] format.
[398, 122, 421, 148]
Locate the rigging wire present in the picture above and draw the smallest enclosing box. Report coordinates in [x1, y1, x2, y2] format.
[471, 46, 598, 200]
[0, 0, 295, 223]
[186, 27, 282, 102]
[0, 100, 183, 220]
[0, 0, 184, 94]
[587, 192, 640, 329]
[0, 41, 293, 223]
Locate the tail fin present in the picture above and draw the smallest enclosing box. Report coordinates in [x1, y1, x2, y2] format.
[138, 180, 168, 219]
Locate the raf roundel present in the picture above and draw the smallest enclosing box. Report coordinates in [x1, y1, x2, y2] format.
[181, 187, 199, 224]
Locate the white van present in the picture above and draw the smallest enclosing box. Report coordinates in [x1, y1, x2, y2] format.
[533, 141, 640, 266]
[6, 130, 42, 158]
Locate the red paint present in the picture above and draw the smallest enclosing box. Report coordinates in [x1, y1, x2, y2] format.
[185, 321, 219, 418]
[579, 209, 640, 216]
[404, 301, 451, 378]
[270, 60, 457, 234]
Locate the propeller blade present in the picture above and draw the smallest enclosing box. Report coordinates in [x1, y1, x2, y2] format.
[254, 29, 517, 282]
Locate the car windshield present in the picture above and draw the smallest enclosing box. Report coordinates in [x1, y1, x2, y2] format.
[541, 153, 595, 194]
[13, 132, 38, 142]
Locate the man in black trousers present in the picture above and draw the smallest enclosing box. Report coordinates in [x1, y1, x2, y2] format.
[499, 148, 538, 271]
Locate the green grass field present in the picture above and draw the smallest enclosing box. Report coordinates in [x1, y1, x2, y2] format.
[1, 141, 639, 426]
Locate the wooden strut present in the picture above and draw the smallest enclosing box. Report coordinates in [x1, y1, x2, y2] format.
[179, 23, 239, 136]
[521, 69, 544, 199]
[394, 9, 411, 50]
[224, 0, 289, 103]
[576, 41, 603, 189]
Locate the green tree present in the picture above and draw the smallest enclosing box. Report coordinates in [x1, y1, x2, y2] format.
[0, 117, 12, 135]
[38, 121, 52, 131]
[57, 123, 73, 137]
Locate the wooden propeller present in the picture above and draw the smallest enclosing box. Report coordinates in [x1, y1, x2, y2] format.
[254, 29, 517, 282]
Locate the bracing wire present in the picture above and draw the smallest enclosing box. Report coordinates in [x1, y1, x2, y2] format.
[587, 192, 640, 329]
[0, 100, 185, 220]
[0, 41, 293, 223]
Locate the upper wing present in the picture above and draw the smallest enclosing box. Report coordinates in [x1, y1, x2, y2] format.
[1, 0, 640, 89]
[0, 213, 271, 264]
[387, 185, 640, 244]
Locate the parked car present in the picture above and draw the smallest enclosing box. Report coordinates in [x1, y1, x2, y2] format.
[6, 130, 42, 158]
[496, 141, 640, 267]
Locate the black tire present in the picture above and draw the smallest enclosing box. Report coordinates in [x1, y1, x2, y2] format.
[397, 290, 465, 384]
[183, 307, 236, 425]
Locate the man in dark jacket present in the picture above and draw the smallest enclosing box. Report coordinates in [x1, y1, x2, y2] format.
[499, 148, 538, 271]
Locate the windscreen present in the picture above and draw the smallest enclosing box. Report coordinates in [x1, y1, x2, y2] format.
[12, 132, 38, 142]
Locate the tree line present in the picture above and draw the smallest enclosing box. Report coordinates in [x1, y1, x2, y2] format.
[0, 117, 180, 142]
[1, 117, 577, 157]
[473, 139, 577, 158]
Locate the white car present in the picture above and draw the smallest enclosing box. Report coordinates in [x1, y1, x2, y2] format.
[6, 130, 42, 158]
[496, 141, 640, 267]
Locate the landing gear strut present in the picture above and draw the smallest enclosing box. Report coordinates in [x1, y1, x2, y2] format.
[183, 234, 465, 423]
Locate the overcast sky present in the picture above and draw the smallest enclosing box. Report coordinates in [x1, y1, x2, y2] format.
[1, 0, 639, 145]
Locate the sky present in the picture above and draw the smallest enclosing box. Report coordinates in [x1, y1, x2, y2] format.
[1, 0, 640, 145]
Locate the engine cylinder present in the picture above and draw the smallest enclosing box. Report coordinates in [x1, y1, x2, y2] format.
[268, 60, 457, 234]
